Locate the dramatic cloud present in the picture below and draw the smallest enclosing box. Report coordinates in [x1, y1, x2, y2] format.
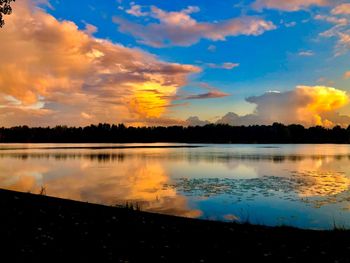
[332, 3, 350, 15]
[252, 0, 329, 11]
[114, 6, 276, 47]
[216, 86, 350, 127]
[0, 0, 200, 126]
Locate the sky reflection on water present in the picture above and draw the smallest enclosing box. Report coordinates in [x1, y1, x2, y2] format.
[1, 144, 350, 229]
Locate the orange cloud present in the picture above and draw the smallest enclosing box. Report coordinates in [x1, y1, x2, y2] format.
[0, 0, 200, 126]
[296, 86, 349, 126]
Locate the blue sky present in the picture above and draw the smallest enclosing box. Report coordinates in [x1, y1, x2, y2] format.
[1, 0, 350, 126]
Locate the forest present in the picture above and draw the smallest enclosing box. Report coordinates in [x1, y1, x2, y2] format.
[1, 123, 350, 143]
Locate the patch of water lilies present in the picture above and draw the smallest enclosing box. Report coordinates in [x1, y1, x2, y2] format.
[164, 170, 350, 210]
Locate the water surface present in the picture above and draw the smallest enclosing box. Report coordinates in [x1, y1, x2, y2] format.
[2, 143, 350, 229]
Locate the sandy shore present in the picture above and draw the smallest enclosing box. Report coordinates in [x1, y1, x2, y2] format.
[1, 189, 350, 262]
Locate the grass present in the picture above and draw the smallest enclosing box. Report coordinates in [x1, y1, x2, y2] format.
[39, 186, 47, 196]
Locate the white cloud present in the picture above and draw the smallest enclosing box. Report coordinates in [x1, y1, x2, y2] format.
[298, 50, 315, 56]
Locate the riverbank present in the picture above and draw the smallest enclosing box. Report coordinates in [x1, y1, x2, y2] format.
[1, 189, 350, 262]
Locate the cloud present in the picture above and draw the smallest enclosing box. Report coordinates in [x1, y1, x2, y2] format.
[113, 6, 276, 47]
[83, 23, 98, 36]
[345, 71, 350, 79]
[182, 82, 230, 100]
[0, 0, 200, 127]
[206, 62, 240, 70]
[252, 0, 329, 11]
[285, 21, 297, 27]
[126, 4, 148, 17]
[315, 13, 350, 56]
[159, 82, 230, 102]
[184, 91, 230, 100]
[298, 50, 315, 56]
[186, 116, 210, 127]
[332, 3, 350, 15]
[337, 32, 350, 55]
[216, 86, 350, 127]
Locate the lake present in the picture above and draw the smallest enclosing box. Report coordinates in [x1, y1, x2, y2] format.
[1, 143, 350, 230]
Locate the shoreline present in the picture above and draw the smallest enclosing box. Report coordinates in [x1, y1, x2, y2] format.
[1, 189, 350, 262]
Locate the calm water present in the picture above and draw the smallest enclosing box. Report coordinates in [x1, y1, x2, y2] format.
[2, 143, 350, 229]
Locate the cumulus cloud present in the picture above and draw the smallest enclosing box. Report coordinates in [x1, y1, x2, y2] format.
[216, 86, 350, 127]
[114, 5, 276, 47]
[0, 0, 200, 127]
[252, 0, 329, 11]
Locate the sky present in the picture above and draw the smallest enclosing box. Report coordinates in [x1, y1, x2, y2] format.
[0, 0, 350, 127]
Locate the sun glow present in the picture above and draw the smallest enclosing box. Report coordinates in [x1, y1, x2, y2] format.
[129, 81, 178, 118]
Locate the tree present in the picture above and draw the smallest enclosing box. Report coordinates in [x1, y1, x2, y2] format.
[0, 0, 15, 28]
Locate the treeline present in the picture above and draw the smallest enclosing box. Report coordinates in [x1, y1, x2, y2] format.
[1, 123, 350, 143]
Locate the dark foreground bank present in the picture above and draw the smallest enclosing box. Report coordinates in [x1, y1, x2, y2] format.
[1, 189, 350, 263]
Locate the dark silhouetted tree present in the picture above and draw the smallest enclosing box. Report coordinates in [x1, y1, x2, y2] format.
[0, 0, 15, 28]
[0, 123, 350, 143]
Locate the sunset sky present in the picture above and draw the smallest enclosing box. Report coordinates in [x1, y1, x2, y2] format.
[1, 0, 350, 127]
